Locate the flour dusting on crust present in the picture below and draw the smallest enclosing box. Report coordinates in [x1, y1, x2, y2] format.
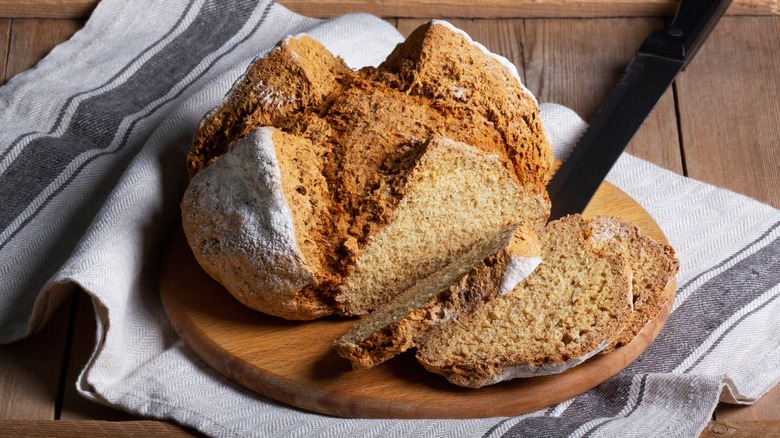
[181, 127, 315, 314]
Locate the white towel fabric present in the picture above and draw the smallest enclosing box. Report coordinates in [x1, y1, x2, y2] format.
[1, 1, 779, 437]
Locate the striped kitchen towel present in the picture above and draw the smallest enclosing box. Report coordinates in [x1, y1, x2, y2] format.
[1, 1, 778, 437]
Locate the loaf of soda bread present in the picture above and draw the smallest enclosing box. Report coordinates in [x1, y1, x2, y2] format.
[181, 21, 553, 319]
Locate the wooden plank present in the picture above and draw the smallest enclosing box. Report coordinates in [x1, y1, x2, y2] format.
[278, 0, 778, 18]
[676, 16, 780, 209]
[396, 18, 428, 38]
[4, 18, 82, 81]
[701, 420, 780, 437]
[0, 18, 9, 83]
[521, 17, 684, 174]
[0, 0, 98, 19]
[0, 420, 197, 437]
[717, 388, 780, 421]
[0, 294, 73, 420]
[0, 0, 778, 19]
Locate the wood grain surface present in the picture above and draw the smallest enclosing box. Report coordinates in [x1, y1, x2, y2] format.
[160, 183, 675, 419]
[0, 420, 197, 437]
[3, 18, 83, 82]
[0, 297, 71, 420]
[676, 16, 780, 210]
[0, 1, 99, 18]
[700, 420, 780, 437]
[0, 0, 778, 19]
[520, 17, 684, 172]
[276, 0, 780, 17]
[0, 18, 9, 80]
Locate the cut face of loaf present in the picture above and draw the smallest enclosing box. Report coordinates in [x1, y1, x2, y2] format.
[334, 224, 542, 369]
[182, 128, 534, 319]
[182, 21, 552, 319]
[334, 138, 536, 315]
[416, 215, 634, 388]
[589, 216, 679, 351]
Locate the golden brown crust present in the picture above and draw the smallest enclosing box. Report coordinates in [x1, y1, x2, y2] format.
[380, 21, 553, 192]
[181, 128, 334, 320]
[188, 35, 350, 177]
[183, 22, 552, 320]
[589, 216, 680, 351]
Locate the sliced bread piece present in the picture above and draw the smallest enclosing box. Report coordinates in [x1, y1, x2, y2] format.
[416, 215, 634, 388]
[334, 224, 542, 369]
[589, 216, 679, 351]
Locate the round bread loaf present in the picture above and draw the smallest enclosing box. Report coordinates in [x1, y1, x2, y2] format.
[181, 21, 553, 319]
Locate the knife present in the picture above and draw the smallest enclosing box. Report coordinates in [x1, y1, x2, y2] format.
[546, 0, 733, 221]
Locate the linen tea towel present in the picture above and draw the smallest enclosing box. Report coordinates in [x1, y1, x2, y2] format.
[1, 0, 780, 437]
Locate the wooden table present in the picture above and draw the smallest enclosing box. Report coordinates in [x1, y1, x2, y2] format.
[1, 1, 779, 436]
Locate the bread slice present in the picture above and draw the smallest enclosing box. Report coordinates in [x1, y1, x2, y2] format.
[589, 216, 679, 351]
[332, 136, 544, 315]
[416, 215, 634, 388]
[181, 21, 552, 320]
[334, 225, 542, 369]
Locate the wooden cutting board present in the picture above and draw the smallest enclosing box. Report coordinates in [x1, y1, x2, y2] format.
[160, 181, 675, 419]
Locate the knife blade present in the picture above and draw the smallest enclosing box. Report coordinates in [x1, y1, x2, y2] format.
[546, 0, 733, 221]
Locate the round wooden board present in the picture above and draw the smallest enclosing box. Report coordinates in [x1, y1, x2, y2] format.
[160, 182, 675, 419]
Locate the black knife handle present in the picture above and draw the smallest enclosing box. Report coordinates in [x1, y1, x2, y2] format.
[545, 0, 733, 221]
[640, 0, 733, 67]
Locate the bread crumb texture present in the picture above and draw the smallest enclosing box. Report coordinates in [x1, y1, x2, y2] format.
[416, 215, 637, 388]
[181, 21, 552, 319]
[334, 226, 517, 369]
[589, 216, 679, 351]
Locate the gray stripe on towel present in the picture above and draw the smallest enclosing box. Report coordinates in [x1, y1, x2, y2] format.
[501, 375, 639, 438]
[0, 0, 262, 238]
[0, 0, 199, 166]
[627, 226, 780, 374]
